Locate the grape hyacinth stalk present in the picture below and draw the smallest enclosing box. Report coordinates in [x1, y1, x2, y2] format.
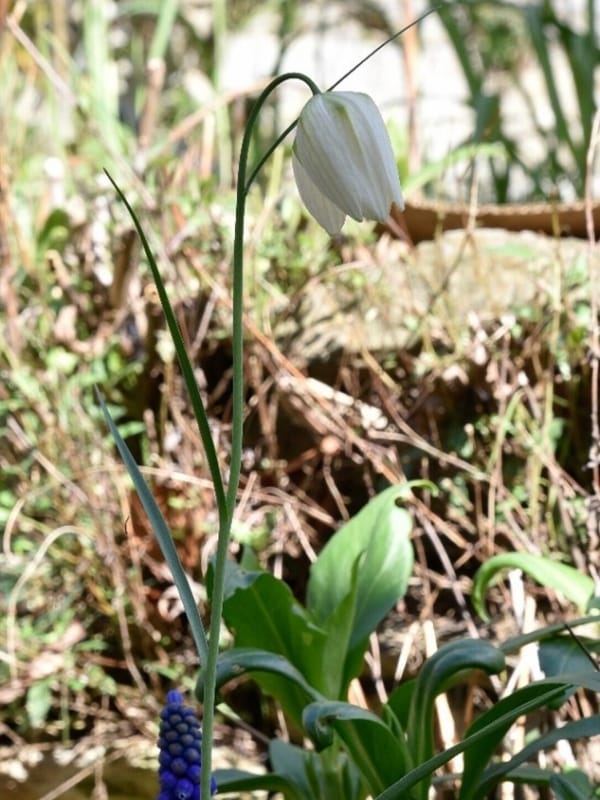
[157, 690, 217, 800]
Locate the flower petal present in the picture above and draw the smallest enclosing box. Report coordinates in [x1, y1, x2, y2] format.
[292, 150, 346, 235]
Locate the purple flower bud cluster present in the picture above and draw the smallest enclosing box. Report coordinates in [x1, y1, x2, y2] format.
[157, 690, 217, 800]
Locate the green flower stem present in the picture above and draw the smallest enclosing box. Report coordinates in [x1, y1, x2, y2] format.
[245, 116, 299, 192]
[199, 70, 320, 800]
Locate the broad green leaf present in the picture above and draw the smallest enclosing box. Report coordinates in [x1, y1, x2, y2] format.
[407, 638, 505, 799]
[303, 701, 412, 795]
[539, 635, 600, 677]
[269, 740, 316, 800]
[319, 557, 362, 698]
[472, 553, 595, 621]
[477, 716, 600, 796]
[195, 647, 323, 715]
[307, 485, 414, 652]
[550, 769, 599, 800]
[385, 679, 415, 731]
[211, 768, 304, 800]
[214, 561, 329, 723]
[538, 635, 598, 709]
[269, 739, 366, 800]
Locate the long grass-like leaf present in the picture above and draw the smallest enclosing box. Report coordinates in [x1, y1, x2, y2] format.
[195, 647, 325, 706]
[83, 0, 121, 153]
[375, 684, 568, 800]
[554, 16, 597, 149]
[406, 639, 505, 800]
[104, 170, 227, 522]
[477, 716, 600, 796]
[500, 613, 600, 654]
[97, 389, 208, 664]
[524, 6, 576, 162]
[403, 142, 506, 193]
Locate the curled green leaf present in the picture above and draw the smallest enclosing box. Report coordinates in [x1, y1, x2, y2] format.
[472, 552, 595, 622]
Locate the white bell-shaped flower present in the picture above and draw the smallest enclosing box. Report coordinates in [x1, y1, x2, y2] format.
[292, 91, 404, 235]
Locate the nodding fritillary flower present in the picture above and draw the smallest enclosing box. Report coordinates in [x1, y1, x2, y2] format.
[292, 91, 404, 234]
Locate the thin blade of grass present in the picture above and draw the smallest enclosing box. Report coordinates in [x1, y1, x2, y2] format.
[555, 18, 596, 149]
[148, 0, 180, 61]
[83, 0, 121, 153]
[524, 6, 577, 164]
[477, 716, 600, 796]
[376, 684, 568, 800]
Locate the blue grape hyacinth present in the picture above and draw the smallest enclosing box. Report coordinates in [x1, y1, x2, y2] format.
[157, 690, 217, 799]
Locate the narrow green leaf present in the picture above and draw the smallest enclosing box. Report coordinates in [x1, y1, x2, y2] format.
[477, 763, 598, 797]
[500, 614, 600, 655]
[97, 390, 208, 664]
[492, 764, 557, 786]
[557, 24, 596, 148]
[376, 683, 568, 800]
[477, 716, 600, 796]
[459, 673, 600, 800]
[472, 552, 595, 621]
[83, 0, 121, 153]
[104, 170, 227, 521]
[148, 0, 179, 61]
[436, 4, 483, 96]
[404, 142, 506, 193]
[406, 639, 505, 800]
[524, 6, 576, 161]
